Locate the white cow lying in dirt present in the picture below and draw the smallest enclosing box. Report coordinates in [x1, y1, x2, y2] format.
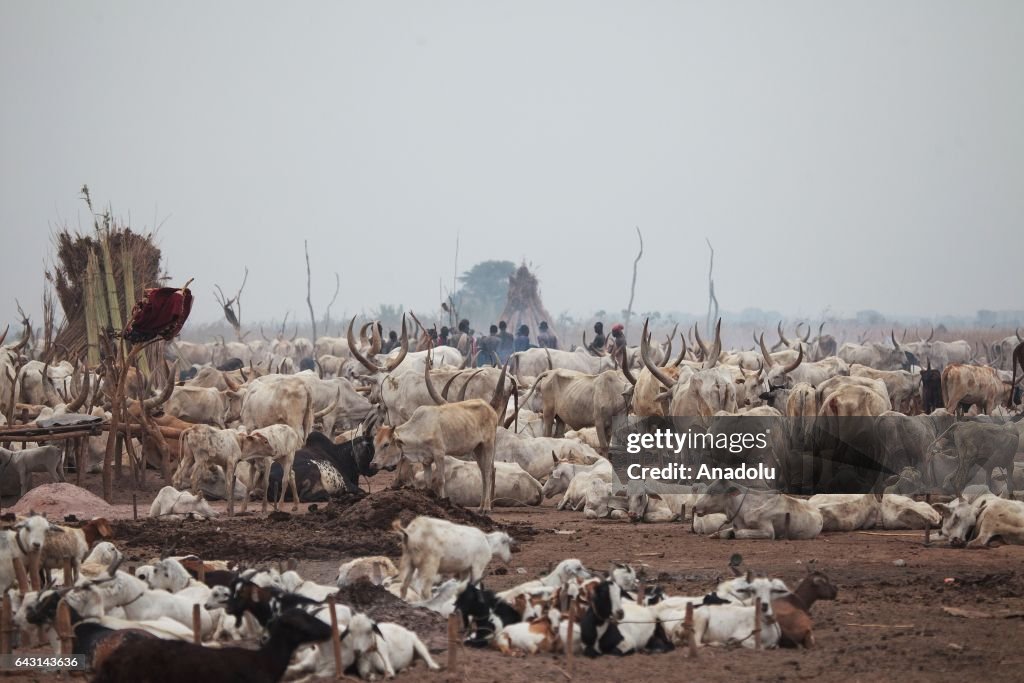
[694, 482, 823, 540]
[935, 493, 1024, 548]
[541, 456, 613, 511]
[149, 486, 217, 518]
[397, 456, 543, 507]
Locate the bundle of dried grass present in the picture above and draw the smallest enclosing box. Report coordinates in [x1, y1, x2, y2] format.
[46, 188, 165, 361]
[498, 263, 557, 338]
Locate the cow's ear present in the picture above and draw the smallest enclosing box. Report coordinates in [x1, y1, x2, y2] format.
[648, 493, 663, 501]
[552, 451, 559, 465]
[395, 439, 404, 450]
[932, 503, 951, 517]
[726, 486, 741, 497]
[372, 622, 383, 636]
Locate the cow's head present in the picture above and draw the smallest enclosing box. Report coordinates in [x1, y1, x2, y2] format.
[933, 496, 977, 547]
[238, 432, 272, 459]
[693, 480, 740, 517]
[221, 390, 244, 425]
[370, 426, 401, 471]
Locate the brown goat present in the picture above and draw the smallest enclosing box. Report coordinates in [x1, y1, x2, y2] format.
[773, 570, 838, 648]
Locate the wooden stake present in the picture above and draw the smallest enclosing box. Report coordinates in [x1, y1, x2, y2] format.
[753, 599, 762, 650]
[447, 612, 459, 672]
[192, 604, 201, 644]
[132, 494, 138, 521]
[28, 553, 41, 592]
[684, 601, 697, 658]
[565, 602, 576, 676]
[924, 525, 931, 547]
[197, 561, 206, 585]
[75, 436, 86, 487]
[12, 557, 30, 593]
[680, 503, 686, 525]
[783, 512, 791, 541]
[63, 558, 74, 586]
[56, 600, 73, 655]
[0, 592, 11, 656]
[327, 596, 344, 680]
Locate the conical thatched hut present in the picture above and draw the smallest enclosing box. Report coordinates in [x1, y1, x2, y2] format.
[498, 263, 557, 339]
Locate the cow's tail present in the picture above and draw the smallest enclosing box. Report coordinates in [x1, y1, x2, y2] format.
[302, 389, 314, 440]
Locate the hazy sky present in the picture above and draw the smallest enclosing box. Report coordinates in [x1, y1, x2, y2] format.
[2, 1, 1022, 330]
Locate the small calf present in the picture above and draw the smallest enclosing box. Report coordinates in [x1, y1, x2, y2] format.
[39, 517, 113, 583]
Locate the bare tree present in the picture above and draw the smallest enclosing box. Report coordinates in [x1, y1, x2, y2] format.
[705, 237, 718, 335]
[623, 227, 643, 332]
[322, 272, 340, 334]
[213, 267, 249, 340]
[305, 240, 318, 341]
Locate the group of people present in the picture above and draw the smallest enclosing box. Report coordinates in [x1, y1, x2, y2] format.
[380, 318, 628, 366]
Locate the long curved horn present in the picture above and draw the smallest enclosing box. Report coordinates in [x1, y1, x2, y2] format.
[358, 322, 373, 350]
[670, 333, 687, 368]
[66, 358, 91, 412]
[891, 329, 901, 350]
[0, 325, 8, 347]
[796, 322, 810, 343]
[424, 347, 448, 406]
[440, 373, 461, 401]
[260, 326, 270, 342]
[143, 362, 175, 410]
[313, 359, 324, 380]
[347, 317, 381, 373]
[1017, 327, 1022, 342]
[290, 325, 298, 342]
[640, 319, 676, 390]
[619, 347, 636, 386]
[11, 321, 30, 353]
[660, 333, 673, 368]
[758, 333, 775, 367]
[460, 348, 472, 369]
[40, 358, 61, 406]
[817, 322, 825, 340]
[781, 344, 803, 375]
[457, 368, 485, 402]
[927, 327, 935, 342]
[489, 357, 510, 414]
[545, 348, 554, 371]
[777, 321, 790, 348]
[693, 324, 708, 359]
[383, 317, 409, 372]
[702, 319, 722, 370]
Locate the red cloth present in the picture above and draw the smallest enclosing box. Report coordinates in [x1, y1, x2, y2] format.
[124, 287, 193, 342]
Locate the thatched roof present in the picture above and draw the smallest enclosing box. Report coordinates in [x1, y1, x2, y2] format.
[498, 263, 557, 337]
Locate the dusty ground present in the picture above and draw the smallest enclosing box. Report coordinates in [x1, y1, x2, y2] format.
[5, 474, 1024, 682]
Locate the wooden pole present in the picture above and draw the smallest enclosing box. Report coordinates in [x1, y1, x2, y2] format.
[197, 561, 206, 585]
[753, 599, 762, 650]
[192, 604, 201, 644]
[565, 601, 576, 676]
[447, 612, 459, 672]
[12, 557, 29, 593]
[28, 553, 41, 592]
[327, 596, 344, 680]
[924, 525, 931, 547]
[783, 512, 791, 541]
[684, 601, 697, 658]
[132, 494, 138, 521]
[63, 558, 74, 586]
[75, 436, 86, 487]
[0, 592, 11, 656]
[56, 600, 73, 655]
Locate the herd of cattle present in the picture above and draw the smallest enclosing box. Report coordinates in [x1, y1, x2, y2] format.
[1, 317, 1024, 678]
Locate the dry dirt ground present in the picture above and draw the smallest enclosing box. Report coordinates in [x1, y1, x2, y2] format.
[5, 473, 1024, 683]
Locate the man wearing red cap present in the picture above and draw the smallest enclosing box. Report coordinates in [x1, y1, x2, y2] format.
[608, 323, 627, 354]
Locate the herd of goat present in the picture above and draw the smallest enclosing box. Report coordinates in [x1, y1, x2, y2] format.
[2, 511, 842, 681]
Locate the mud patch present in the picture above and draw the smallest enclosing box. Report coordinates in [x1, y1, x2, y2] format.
[110, 488, 535, 563]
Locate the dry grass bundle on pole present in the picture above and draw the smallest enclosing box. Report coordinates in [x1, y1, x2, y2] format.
[498, 263, 557, 339]
[46, 187, 164, 362]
